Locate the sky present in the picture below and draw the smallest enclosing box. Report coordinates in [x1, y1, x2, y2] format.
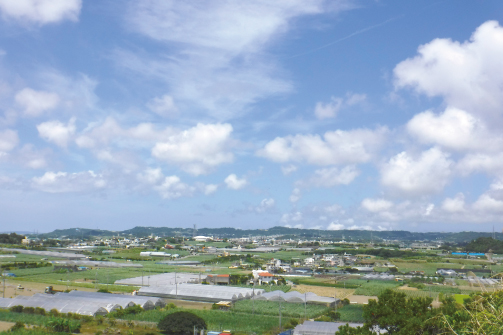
[1, 0, 503, 233]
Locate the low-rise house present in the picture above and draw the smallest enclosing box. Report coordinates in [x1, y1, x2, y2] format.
[205, 274, 230, 285]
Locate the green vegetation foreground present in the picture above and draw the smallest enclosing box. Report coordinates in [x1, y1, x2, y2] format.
[336, 289, 503, 335]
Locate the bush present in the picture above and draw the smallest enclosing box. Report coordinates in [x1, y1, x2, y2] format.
[157, 311, 207, 335]
[49, 308, 60, 316]
[35, 307, 46, 315]
[23, 307, 35, 314]
[45, 317, 81, 333]
[9, 305, 23, 313]
[10, 321, 25, 332]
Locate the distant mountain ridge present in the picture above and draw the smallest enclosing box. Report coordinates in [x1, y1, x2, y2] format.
[35, 226, 503, 243]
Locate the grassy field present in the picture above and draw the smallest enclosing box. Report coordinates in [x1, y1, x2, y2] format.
[338, 304, 365, 323]
[353, 281, 401, 296]
[393, 288, 439, 299]
[233, 300, 328, 318]
[119, 308, 283, 333]
[454, 294, 471, 304]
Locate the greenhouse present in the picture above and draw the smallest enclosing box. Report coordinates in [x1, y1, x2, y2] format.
[0, 291, 164, 316]
[293, 321, 363, 335]
[0, 248, 86, 259]
[254, 291, 338, 307]
[66, 290, 165, 308]
[52, 260, 143, 268]
[0, 296, 111, 316]
[138, 283, 264, 302]
[362, 273, 395, 281]
[115, 272, 201, 286]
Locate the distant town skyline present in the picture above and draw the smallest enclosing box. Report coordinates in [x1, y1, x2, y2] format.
[0, 0, 503, 232]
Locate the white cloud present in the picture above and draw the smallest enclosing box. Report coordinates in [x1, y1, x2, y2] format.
[15, 88, 60, 117]
[381, 147, 453, 196]
[299, 165, 359, 188]
[0, 129, 18, 153]
[314, 92, 366, 120]
[0, 0, 82, 25]
[224, 174, 248, 190]
[120, 1, 353, 120]
[361, 198, 393, 212]
[473, 194, 503, 213]
[155, 175, 195, 199]
[258, 127, 387, 165]
[254, 198, 275, 213]
[281, 211, 303, 223]
[456, 153, 503, 177]
[407, 107, 502, 152]
[289, 187, 301, 203]
[146, 95, 178, 117]
[204, 184, 218, 195]
[281, 164, 297, 175]
[152, 123, 233, 175]
[394, 20, 503, 123]
[37, 118, 76, 148]
[32, 170, 106, 193]
[327, 222, 345, 230]
[442, 193, 465, 213]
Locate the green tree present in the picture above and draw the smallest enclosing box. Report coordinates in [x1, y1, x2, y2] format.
[158, 311, 207, 335]
[336, 289, 442, 335]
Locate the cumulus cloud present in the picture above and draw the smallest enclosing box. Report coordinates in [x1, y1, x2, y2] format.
[281, 211, 303, 223]
[32, 170, 106, 193]
[361, 198, 393, 212]
[15, 88, 60, 117]
[0, 0, 82, 25]
[314, 92, 366, 119]
[146, 94, 178, 117]
[0, 129, 18, 153]
[289, 187, 301, 203]
[258, 127, 387, 165]
[37, 118, 76, 148]
[254, 198, 275, 213]
[441, 193, 466, 213]
[224, 174, 248, 190]
[473, 193, 503, 213]
[394, 20, 503, 123]
[456, 153, 503, 177]
[136, 167, 211, 199]
[381, 147, 453, 196]
[407, 107, 502, 152]
[152, 123, 233, 175]
[281, 164, 297, 175]
[298, 166, 359, 188]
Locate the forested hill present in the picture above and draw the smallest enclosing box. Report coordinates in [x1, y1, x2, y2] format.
[36, 226, 502, 243]
[464, 237, 503, 253]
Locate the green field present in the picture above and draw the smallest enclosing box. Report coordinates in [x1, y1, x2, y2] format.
[454, 294, 471, 304]
[338, 304, 365, 323]
[119, 308, 283, 333]
[233, 300, 328, 319]
[353, 281, 401, 296]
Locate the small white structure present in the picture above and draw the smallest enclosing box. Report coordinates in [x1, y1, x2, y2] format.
[194, 236, 213, 242]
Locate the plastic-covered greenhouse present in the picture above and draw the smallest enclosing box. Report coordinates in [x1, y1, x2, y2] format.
[0, 248, 86, 259]
[138, 284, 265, 302]
[115, 272, 200, 286]
[52, 260, 143, 268]
[293, 321, 363, 335]
[0, 291, 163, 316]
[253, 290, 338, 307]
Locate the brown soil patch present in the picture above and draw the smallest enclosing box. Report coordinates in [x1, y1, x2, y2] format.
[162, 298, 213, 310]
[398, 285, 419, 291]
[0, 280, 96, 298]
[291, 284, 355, 300]
[0, 321, 15, 332]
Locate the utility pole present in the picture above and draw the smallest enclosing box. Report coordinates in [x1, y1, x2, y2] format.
[304, 292, 307, 320]
[142, 271, 144, 287]
[175, 271, 178, 298]
[2, 274, 5, 298]
[279, 299, 282, 331]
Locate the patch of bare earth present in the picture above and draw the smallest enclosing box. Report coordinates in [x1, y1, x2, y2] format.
[291, 284, 355, 300]
[398, 285, 418, 291]
[0, 321, 15, 332]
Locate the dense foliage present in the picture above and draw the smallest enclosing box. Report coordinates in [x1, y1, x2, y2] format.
[0, 233, 24, 244]
[157, 311, 207, 335]
[336, 289, 503, 335]
[464, 237, 503, 253]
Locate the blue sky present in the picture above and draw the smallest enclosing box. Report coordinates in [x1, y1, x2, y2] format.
[1, 0, 503, 233]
